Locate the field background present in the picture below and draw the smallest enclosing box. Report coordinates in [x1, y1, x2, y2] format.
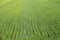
[0, 0, 60, 40]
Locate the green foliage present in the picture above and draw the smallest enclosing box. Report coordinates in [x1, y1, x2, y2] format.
[0, 0, 60, 40]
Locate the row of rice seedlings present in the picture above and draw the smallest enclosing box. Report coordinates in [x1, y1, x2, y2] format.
[12, 25, 18, 39]
[15, 18, 22, 39]
[46, 17, 59, 40]
[40, 15, 54, 39]
[6, 26, 13, 38]
[37, 19, 48, 38]
[35, 16, 45, 37]
[31, 22, 37, 36]
[15, 26, 20, 39]
[10, 17, 19, 39]
[19, 21, 26, 40]
[8, 17, 17, 39]
[34, 24, 41, 37]
[0, 12, 8, 33]
[46, 16, 58, 35]
[5, 17, 14, 37]
[42, 14, 58, 40]
[46, 16, 58, 34]
[6, 17, 15, 37]
[9, 25, 15, 39]
[29, 21, 34, 36]
[23, 19, 27, 37]
[31, 16, 43, 37]
[28, 21, 33, 37]
[49, 16, 60, 32]
[19, 19, 25, 37]
[0, 15, 10, 35]
[2, 17, 12, 38]
[15, 18, 21, 39]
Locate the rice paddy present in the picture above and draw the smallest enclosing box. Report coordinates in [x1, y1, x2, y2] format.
[0, 0, 60, 40]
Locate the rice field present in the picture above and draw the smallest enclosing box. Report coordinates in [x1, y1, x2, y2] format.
[0, 0, 60, 40]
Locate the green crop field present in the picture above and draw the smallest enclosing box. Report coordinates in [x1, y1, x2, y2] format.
[0, 0, 60, 40]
